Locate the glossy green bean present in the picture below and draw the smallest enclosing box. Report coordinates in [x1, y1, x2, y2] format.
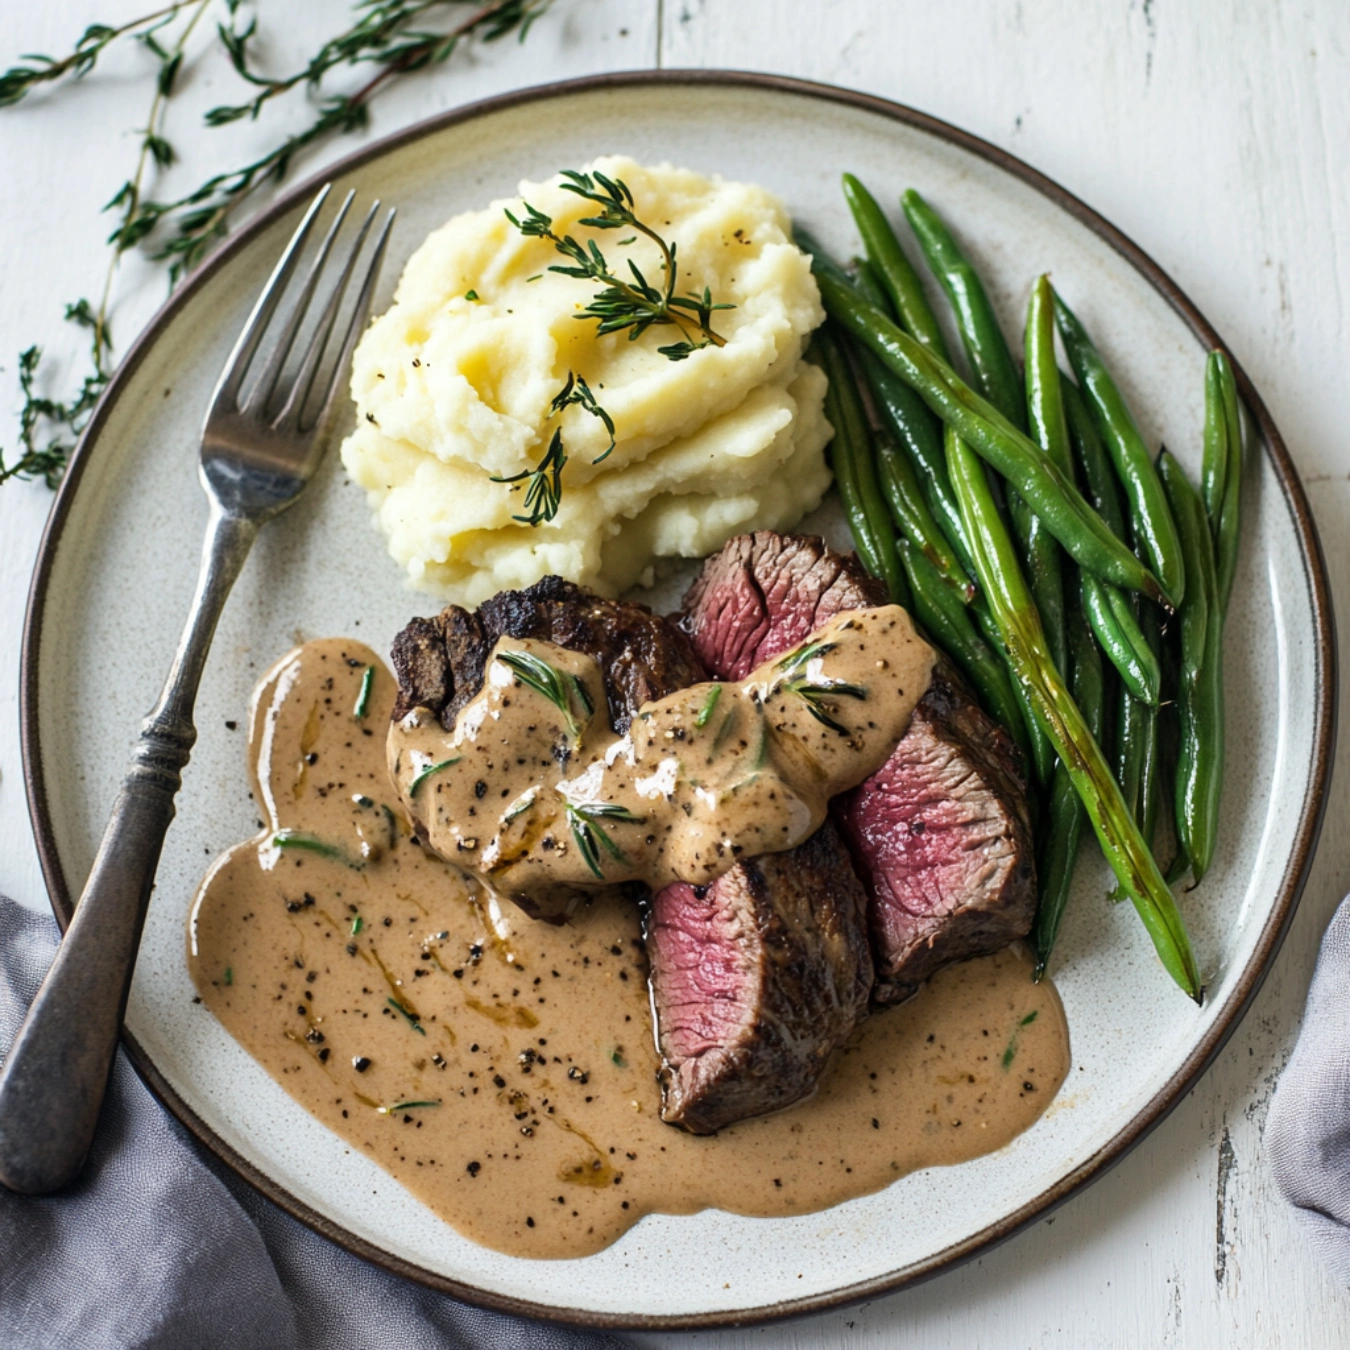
[1138, 602, 1164, 848]
[901, 198, 1068, 676]
[816, 328, 910, 606]
[876, 431, 976, 602]
[1080, 573, 1162, 705]
[902, 189, 1026, 429]
[1025, 277, 1074, 478]
[1210, 351, 1242, 615]
[1160, 451, 1224, 884]
[807, 264, 1173, 608]
[1054, 289, 1187, 607]
[897, 536, 1026, 748]
[1063, 375, 1127, 540]
[1032, 588, 1106, 978]
[948, 432, 1202, 1000]
[841, 174, 948, 356]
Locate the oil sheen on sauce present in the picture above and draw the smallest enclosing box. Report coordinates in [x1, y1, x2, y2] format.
[189, 638, 1071, 1261]
[388, 605, 935, 914]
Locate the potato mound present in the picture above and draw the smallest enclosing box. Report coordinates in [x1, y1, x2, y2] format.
[340, 156, 830, 603]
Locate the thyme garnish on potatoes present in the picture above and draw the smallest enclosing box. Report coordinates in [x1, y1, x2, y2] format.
[496, 168, 737, 525]
[490, 372, 615, 526]
[507, 169, 735, 359]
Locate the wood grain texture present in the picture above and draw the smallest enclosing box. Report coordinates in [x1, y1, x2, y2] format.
[3, 1, 1349, 1344]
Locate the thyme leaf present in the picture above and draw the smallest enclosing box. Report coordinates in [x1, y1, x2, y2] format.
[353, 664, 375, 718]
[496, 649, 588, 744]
[272, 830, 364, 869]
[562, 800, 644, 879]
[773, 638, 866, 736]
[506, 168, 734, 357]
[694, 684, 722, 728]
[2, 0, 552, 490]
[489, 372, 615, 526]
[386, 996, 426, 1034]
[408, 756, 461, 796]
[378, 1099, 440, 1113]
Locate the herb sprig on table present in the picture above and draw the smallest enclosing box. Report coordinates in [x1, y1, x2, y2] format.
[497, 168, 737, 525]
[0, 0, 553, 490]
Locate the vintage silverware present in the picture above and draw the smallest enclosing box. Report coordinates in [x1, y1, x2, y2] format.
[0, 184, 394, 1194]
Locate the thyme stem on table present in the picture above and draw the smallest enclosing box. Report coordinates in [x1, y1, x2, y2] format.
[0, 0, 553, 490]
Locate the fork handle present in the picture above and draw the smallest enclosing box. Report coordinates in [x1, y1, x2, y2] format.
[0, 507, 257, 1194]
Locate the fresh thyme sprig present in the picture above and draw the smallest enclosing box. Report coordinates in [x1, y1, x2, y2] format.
[496, 649, 592, 745]
[0, 3, 194, 107]
[2, 0, 553, 490]
[490, 372, 615, 525]
[507, 169, 735, 360]
[563, 800, 644, 879]
[773, 639, 867, 736]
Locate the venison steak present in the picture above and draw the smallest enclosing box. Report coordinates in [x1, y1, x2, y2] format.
[646, 820, 874, 1134]
[682, 531, 1036, 1003]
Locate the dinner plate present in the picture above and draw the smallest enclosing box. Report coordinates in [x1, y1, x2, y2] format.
[20, 73, 1334, 1328]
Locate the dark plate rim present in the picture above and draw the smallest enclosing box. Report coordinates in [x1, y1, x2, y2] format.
[19, 69, 1338, 1332]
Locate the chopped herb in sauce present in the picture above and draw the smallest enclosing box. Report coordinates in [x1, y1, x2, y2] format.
[352, 665, 375, 719]
[409, 757, 462, 797]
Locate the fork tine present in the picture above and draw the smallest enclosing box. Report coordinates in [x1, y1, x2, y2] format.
[277, 204, 395, 433]
[242, 189, 355, 417]
[208, 184, 331, 414]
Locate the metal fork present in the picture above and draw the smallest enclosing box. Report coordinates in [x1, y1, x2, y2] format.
[0, 185, 395, 1194]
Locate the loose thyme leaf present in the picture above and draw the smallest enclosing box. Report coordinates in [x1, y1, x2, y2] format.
[408, 757, 461, 797]
[353, 665, 375, 719]
[378, 1099, 440, 1114]
[387, 997, 426, 1035]
[695, 684, 722, 728]
[272, 830, 363, 869]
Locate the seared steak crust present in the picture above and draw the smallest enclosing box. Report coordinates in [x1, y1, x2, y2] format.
[682, 531, 1036, 1004]
[647, 820, 874, 1135]
[390, 575, 706, 734]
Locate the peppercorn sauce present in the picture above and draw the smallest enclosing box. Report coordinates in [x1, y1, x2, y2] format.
[188, 638, 1069, 1259]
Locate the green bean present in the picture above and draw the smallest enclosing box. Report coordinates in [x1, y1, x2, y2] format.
[947, 432, 1202, 1001]
[1063, 375, 1127, 539]
[1201, 353, 1229, 525]
[1053, 289, 1186, 607]
[1032, 587, 1105, 978]
[849, 249, 980, 599]
[1080, 574, 1161, 705]
[1137, 602, 1164, 848]
[901, 197, 1068, 677]
[1208, 350, 1243, 614]
[807, 262, 1173, 608]
[902, 189, 1027, 429]
[1160, 451, 1224, 884]
[816, 327, 910, 606]
[897, 536, 1026, 748]
[1025, 278, 1074, 479]
[876, 431, 977, 603]
[949, 431, 1057, 786]
[1064, 371, 1161, 699]
[842, 175, 947, 356]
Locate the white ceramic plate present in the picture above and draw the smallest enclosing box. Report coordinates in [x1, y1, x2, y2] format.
[21, 74, 1334, 1329]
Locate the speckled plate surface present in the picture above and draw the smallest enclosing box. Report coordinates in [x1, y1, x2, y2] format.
[20, 73, 1335, 1329]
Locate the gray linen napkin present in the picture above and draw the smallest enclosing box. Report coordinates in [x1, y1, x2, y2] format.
[0, 895, 626, 1350]
[1267, 893, 1350, 1284]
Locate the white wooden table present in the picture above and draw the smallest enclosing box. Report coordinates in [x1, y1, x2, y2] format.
[2, 3, 1348, 1344]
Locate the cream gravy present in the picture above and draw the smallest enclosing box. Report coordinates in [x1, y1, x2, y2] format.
[388, 606, 934, 913]
[188, 639, 1070, 1259]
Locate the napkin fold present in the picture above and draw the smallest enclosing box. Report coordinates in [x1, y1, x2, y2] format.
[1267, 893, 1350, 1285]
[0, 895, 624, 1350]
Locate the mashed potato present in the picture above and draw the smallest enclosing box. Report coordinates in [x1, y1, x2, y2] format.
[341, 156, 830, 603]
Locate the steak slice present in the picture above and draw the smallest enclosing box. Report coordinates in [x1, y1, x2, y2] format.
[647, 820, 873, 1134]
[832, 663, 1035, 1002]
[682, 531, 1035, 1003]
[390, 574, 706, 735]
[680, 530, 886, 678]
